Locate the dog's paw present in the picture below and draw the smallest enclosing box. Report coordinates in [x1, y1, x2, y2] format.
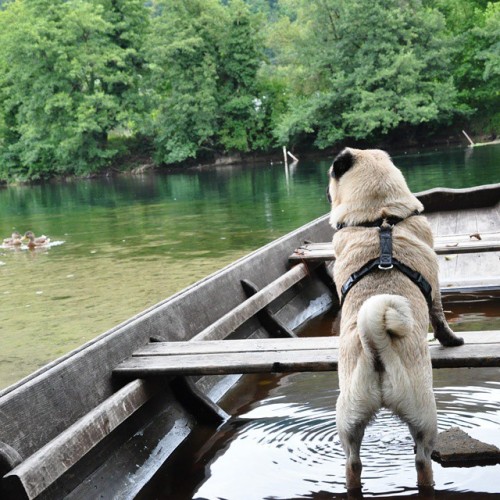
[435, 328, 464, 347]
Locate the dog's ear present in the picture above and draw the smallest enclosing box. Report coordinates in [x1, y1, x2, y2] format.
[331, 149, 354, 180]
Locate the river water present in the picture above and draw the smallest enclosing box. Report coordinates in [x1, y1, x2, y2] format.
[0, 145, 499, 388]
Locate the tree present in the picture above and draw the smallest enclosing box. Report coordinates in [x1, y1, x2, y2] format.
[269, 0, 459, 148]
[428, 0, 499, 134]
[145, 0, 273, 164]
[216, 0, 268, 152]
[0, 0, 148, 181]
[144, 0, 224, 165]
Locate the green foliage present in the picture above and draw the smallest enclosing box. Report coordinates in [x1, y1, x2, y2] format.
[270, 0, 459, 147]
[0, 0, 148, 181]
[432, 0, 500, 132]
[473, 2, 500, 132]
[144, 0, 273, 164]
[217, 1, 263, 152]
[144, 0, 224, 164]
[0, 0, 498, 181]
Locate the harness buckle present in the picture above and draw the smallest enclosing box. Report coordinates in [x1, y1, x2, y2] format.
[378, 223, 393, 270]
[378, 263, 393, 270]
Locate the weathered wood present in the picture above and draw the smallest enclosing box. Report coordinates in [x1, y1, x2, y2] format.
[462, 130, 475, 146]
[1, 262, 318, 499]
[416, 184, 500, 212]
[0, 441, 23, 478]
[170, 377, 229, 425]
[240, 279, 297, 338]
[133, 335, 340, 356]
[431, 204, 500, 290]
[289, 233, 500, 262]
[3, 380, 159, 500]
[113, 331, 500, 378]
[115, 350, 339, 376]
[191, 262, 316, 341]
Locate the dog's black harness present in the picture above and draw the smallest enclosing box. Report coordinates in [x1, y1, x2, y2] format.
[338, 211, 433, 308]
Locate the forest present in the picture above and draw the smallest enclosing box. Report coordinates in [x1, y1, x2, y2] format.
[0, 0, 498, 181]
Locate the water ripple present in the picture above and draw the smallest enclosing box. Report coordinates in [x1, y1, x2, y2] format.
[194, 370, 500, 499]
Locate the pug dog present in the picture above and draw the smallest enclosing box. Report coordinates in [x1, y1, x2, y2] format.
[327, 148, 463, 491]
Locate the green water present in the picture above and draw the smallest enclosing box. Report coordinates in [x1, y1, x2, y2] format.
[0, 145, 499, 389]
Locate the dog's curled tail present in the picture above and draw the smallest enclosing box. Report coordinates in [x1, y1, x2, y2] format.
[357, 294, 413, 364]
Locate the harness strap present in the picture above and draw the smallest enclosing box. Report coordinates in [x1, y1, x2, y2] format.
[339, 219, 433, 308]
[336, 210, 421, 230]
[378, 224, 393, 269]
[340, 257, 433, 308]
[340, 258, 380, 300]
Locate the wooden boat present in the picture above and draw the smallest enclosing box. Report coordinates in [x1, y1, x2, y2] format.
[1, 183, 499, 499]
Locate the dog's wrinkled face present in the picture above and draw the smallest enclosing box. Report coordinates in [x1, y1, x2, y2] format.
[327, 148, 423, 228]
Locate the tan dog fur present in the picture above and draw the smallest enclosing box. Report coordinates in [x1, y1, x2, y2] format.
[327, 148, 461, 492]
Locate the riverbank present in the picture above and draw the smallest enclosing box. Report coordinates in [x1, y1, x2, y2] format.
[1, 125, 496, 186]
[89, 124, 500, 177]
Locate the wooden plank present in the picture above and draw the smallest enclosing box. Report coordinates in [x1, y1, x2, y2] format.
[3, 379, 158, 500]
[134, 336, 340, 356]
[435, 330, 500, 344]
[434, 210, 460, 237]
[295, 231, 500, 248]
[289, 236, 500, 262]
[449, 207, 479, 288]
[191, 262, 315, 341]
[475, 203, 499, 234]
[133, 331, 500, 357]
[114, 350, 340, 376]
[430, 343, 500, 368]
[113, 331, 500, 378]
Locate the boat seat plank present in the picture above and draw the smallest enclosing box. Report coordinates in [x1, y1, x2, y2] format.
[289, 233, 500, 262]
[113, 331, 500, 378]
[134, 336, 340, 356]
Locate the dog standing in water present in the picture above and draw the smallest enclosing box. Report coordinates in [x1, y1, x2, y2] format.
[327, 148, 463, 491]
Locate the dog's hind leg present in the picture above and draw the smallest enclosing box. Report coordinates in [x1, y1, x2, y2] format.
[407, 413, 437, 488]
[336, 383, 378, 491]
[337, 413, 366, 491]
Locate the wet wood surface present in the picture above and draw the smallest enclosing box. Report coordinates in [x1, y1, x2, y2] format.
[113, 331, 500, 377]
[290, 233, 500, 261]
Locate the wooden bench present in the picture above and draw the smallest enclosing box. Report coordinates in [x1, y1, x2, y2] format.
[289, 232, 500, 262]
[113, 331, 500, 378]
